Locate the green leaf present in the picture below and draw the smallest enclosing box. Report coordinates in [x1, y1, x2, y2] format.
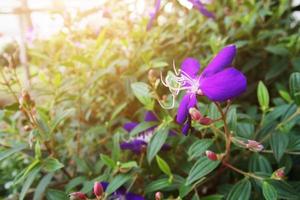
[131, 82, 154, 110]
[147, 125, 169, 163]
[145, 178, 172, 194]
[112, 132, 121, 161]
[33, 173, 54, 200]
[14, 160, 41, 185]
[0, 144, 26, 161]
[145, 175, 183, 194]
[248, 154, 272, 173]
[186, 157, 220, 185]
[50, 109, 73, 134]
[120, 161, 138, 170]
[35, 141, 42, 160]
[156, 155, 172, 178]
[179, 184, 193, 198]
[105, 174, 131, 195]
[226, 178, 251, 200]
[110, 102, 127, 120]
[19, 166, 40, 200]
[270, 132, 289, 162]
[65, 176, 87, 193]
[42, 157, 64, 172]
[188, 139, 213, 160]
[201, 194, 224, 200]
[257, 81, 269, 112]
[46, 189, 68, 200]
[289, 72, 300, 105]
[262, 181, 277, 200]
[267, 180, 299, 199]
[100, 154, 116, 169]
[129, 121, 157, 137]
[265, 45, 289, 56]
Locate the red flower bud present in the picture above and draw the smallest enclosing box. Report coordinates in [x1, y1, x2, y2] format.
[189, 108, 202, 121]
[69, 192, 87, 200]
[93, 182, 103, 197]
[155, 191, 163, 200]
[199, 117, 213, 125]
[205, 150, 218, 161]
[272, 168, 285, 180]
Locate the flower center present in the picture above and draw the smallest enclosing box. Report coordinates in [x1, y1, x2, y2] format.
[159, 62, 201, 109]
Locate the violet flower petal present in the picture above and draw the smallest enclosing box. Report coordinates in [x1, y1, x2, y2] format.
[201, 45, 236, 78]
[176, 93, 197, 124]
[200, 67, 247, 101]
[181, 57, 201, 78]
[123, 122, 139, 132]
[146, 0, 161, 31]
[144, 111, 158, 122]
[190, 0, 215, 18]
[125, 193, 145, 200]
[182, 118, 191, 135]
[176, 94, 190, 124]
[120, 140, 147, 154]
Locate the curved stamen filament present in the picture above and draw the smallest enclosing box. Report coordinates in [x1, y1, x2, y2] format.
[160, 62, 200, 109]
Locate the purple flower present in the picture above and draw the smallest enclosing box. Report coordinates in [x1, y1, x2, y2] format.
[147, 0, 214, 31]
[120, 111, 174, 154]
[161, 45, 246, 135]
[146, 0, 161, 31]
[188, 0, 215, 18]
[99, 182, 145, 200]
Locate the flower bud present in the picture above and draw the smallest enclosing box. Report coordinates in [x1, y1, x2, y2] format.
[199, 117, 213, 125]
[93, 182, 103, 198]
[272, 168, 285, 180]
[189, 108, 202, 121]
[246, 140, 264, 152]
[205, 150, 218, 161]
[23, 125, 32, 131]
[148, 69, 159, 84]
[155, 191, 163, 200]
[69, 192, 87, 200]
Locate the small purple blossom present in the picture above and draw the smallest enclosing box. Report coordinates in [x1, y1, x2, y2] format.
[188, 0, 215, 18]
[146, 0, 161, 31]
[161, 45, 247, 135]
[147, 0, 214, 31]
[120, 111, 174, 154]
[98, 182, 145, 200]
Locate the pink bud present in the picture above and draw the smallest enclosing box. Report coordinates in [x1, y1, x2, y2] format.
[199, 117, 213, 125]
[246, 140, 264, 152]
[205, 150, 218, 161]
[155, 191, 163, 200]
[93, 182, 103, 197]
[69, 192, 87, 200]
[189, 108, 202, 121]
[273, 168, 285, 180]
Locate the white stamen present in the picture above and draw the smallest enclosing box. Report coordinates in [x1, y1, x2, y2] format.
[160, 62, 200, 109]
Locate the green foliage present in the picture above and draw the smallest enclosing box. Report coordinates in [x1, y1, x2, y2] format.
[226, 178, 251, 200]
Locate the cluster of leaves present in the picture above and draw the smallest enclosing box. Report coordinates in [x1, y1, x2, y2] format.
[0, 0, 300, 200]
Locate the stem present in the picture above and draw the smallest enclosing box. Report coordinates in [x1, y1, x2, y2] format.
[0, 69, 19, 102]
[223, 162, 264, 181]
[214, 102, 231, 161]
[276, 108, 300, 130]
[262, 149, 300, 155]
[126, 152, 145, 193]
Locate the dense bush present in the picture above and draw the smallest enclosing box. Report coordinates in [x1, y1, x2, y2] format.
[1, 0, 300, 199]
